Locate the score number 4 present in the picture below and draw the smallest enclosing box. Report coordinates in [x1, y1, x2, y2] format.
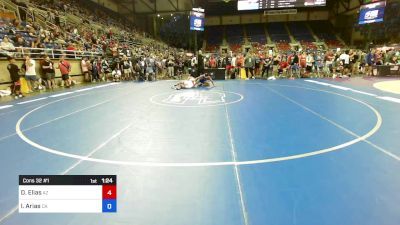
[102, 185, 116, 199]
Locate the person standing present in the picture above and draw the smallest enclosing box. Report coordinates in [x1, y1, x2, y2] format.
[94, 57, 102, 82]
[290, 52, 299, 78]
[244, 53, 255, 80]
[230, 54, 237, 78]
[42, 55, 56, 90]
[57, 55, 72, 88]
[81, 56, 90, 82]
[24, 55, 41, 92]
[167, 56, 175, 78]
[122, 56, 133, 80]
[209, 56, 217, 68]
[7, 56, 23, 99]
[352, 50, 360, 76]
[254, 53, 261, 76]
[101, 57, 110, 81]
[306, 52, 314, 75]
[189, 55, 196, 76]
[261, 56, 272, 78]
[197, 50, 204, 77]
[339, 50, 351, 76]
[366, 50, 375, 76]
[299, 52, 307, 77]
[145, 55, 156, 81]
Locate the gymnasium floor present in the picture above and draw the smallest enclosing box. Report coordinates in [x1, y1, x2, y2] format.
[0, 79, 400, 225]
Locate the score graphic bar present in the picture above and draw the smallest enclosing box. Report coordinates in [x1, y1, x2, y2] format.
[19, 175, 117, 213]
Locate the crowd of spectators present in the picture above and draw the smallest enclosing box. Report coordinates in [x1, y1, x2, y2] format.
[2, 0, 201, 91]
[200, 48, 400, 79]
[2, 0, 400, 99]
[1, 0, 144, 57]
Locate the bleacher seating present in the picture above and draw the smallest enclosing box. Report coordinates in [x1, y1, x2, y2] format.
[246, 23, 266, 44]
[267, 22, 290, 43]
[287, 22, 314, 42]
[0, 0, 164, 60]
[309, 21, 337, 41]
[204, 20, 347, 53]
[225, 25, 244, 45]
[300, 41, 317, 50]
[276, 42, 291, 51]
[252, 42, 267, 52]
[206, 26, 223, 52]
[229, 44, 241, 53]
[205, 44, 218, 53]
[326, 40, 344, 49]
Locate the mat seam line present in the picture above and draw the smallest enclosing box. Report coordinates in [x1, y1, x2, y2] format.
[222, 85, 250, 225]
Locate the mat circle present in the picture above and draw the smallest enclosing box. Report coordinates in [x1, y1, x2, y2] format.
[15, 84, 382, 167]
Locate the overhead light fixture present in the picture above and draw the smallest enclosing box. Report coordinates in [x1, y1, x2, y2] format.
[157, 14, 160, 17]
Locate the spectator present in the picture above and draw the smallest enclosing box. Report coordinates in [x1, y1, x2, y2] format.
[100, 57, 110, 81]
[7, 56, 23, 99]
[91, 57, 100, 82]
[299, 52, 307, 75]
[244, 53, 255, 80]
[290, 52, 299, 78]
[145, 55, 156, 81]
[167, 56, 175, 78]
[42, 55, 56, 90]
[278, 57, 289, 77]
[324, 51, 334, 75]
[306, 52, 314, 74]
[81, 56, 90, 82]
[339, 50, 351, 76]
[0, 36, 16, 56]
[57, 54, 72, 88]
[261, 57, 272, 78]
[96, 57, 103, 81]
[230, 54, 237, 77]
[197, 50, 204, 76]
[209, 56, 217, 68]
[14, 36, 29, 48]
[14, 36, 29, 57]
[24, 55, 42, 92]
[254, 54, 261, 76]
[352, 50, 361, 75]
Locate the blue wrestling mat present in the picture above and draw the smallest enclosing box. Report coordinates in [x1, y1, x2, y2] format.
[0, 79, 400, 225]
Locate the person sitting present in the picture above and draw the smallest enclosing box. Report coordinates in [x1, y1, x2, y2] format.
[0, 36, 16, 57]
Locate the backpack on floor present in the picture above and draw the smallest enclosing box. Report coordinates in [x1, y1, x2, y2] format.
[20, 77, 30, 94]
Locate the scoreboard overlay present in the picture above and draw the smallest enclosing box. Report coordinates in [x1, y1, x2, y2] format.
[18, 175, 117, 213]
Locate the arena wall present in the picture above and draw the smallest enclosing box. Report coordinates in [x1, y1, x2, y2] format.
[0, 59, 84, 90]
[205, 10, 329, 26]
